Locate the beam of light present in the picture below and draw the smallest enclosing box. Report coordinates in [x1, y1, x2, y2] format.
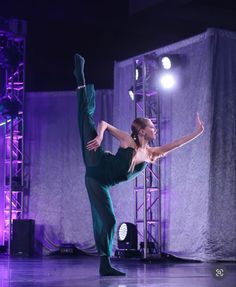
[160, 73, 175, 89]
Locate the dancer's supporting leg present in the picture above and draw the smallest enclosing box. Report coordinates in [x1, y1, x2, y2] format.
[74, 54, 125, 276]
[85, 177, 125, 276]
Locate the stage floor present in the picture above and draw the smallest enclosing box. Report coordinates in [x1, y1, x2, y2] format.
[0, 255, 235, 287]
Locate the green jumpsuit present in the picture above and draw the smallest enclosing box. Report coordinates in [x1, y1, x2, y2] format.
[77, 84, 147, 256]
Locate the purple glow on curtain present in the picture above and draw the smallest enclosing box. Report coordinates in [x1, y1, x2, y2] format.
[23, 89, 113, 255]
[0, 126, 4, 245]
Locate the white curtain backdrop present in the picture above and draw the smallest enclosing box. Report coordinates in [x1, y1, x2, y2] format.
[114, 28, 236, 261]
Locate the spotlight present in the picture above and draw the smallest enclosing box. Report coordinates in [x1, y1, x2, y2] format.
[115, 222, 140, 258]
[118, 223, 128, 241]
[135, 68, 139, 81]
[128, 86, 134, 101]
[128, 86, 143, 102]
[156, 54, 186, 71]
[135, 60, 142, 81]
[159, 73, 175, 90]
[153, 54, 186, 91]
[117, 222, 137, 250]
[161, 56, 171, 70]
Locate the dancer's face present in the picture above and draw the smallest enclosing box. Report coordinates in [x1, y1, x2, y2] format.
[143, 119, 157, 141]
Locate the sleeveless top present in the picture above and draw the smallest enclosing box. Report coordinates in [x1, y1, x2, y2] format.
[86, 147, 147, 187]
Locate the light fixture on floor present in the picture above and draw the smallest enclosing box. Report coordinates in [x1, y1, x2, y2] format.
[118, 222, 137, 249]
[115, 222, 140, 258]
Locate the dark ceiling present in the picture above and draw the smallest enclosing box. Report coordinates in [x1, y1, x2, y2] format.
[1, 0, 236, 91]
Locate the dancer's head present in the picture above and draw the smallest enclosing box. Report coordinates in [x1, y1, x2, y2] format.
[131, 118, 157, 146]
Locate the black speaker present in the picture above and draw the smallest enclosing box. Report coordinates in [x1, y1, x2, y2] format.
[11, 219, 35, 257]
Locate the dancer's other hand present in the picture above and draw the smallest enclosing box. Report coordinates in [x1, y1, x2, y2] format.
[196, 112, 204, 135]
[86, 136, 102, 152]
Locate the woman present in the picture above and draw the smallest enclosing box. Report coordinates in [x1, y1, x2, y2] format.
[74, 54, 204, 276]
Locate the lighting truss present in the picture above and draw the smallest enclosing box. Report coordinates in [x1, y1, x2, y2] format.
[133, 53, 162, 259]
[0, 18, 26, 253]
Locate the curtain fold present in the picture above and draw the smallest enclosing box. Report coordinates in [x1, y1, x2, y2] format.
[207, 29, 236, 260]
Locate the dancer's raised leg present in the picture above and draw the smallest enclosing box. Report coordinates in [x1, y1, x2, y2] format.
[74, 54, 125, 276]
[74, 54, 103, 167]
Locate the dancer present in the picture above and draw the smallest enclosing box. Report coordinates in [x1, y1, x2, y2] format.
[74, 54, 204, 276]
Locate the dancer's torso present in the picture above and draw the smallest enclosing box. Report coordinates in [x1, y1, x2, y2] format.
[86, 147, 147, 186]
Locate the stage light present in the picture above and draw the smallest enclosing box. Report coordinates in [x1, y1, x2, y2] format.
[135, 59, 142, 81]
[118, 223, 128, 241]
[135, 68, 139, 81]
[156, 54, 186, 71]
[128, 86, 134, 101]
[117, 222, 137, 250]
[115, 222, 140, 258]
[160, 73, 175, 89]
[153, 53, 186, 91]
[128, 86, 143, 102]
[161, 56, 171, 70]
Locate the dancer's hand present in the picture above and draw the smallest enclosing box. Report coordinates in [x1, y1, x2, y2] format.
[196, 112, 204, 135]
[86, 136, 102, 152]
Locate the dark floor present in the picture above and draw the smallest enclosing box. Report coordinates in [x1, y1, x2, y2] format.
[0, 255, 235, 287]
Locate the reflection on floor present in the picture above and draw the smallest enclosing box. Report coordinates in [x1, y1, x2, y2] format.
[0, 255, 235, 287]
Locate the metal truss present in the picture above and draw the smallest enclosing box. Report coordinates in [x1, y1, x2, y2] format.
[133, 53, 162, 259]
[0, 18, 26, 253]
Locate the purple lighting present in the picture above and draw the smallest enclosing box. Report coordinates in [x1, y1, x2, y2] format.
[0, 119, 11, 127]
[0, 18, 26, 252]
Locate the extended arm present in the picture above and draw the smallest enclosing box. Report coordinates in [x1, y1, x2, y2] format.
[151, 113, 204, 159]
[86, 120, 131, 151]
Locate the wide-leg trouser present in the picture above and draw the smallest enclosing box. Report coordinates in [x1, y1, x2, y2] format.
[77, 85, 116, 256]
